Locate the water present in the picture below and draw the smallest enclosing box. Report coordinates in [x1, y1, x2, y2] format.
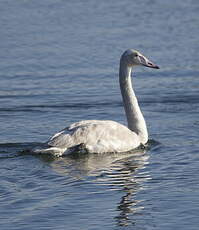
[0, 0, 199, 229]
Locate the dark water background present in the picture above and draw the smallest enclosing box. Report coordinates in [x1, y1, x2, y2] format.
[0, 0, 199, 229]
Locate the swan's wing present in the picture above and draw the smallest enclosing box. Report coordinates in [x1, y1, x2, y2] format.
[68, 120, 102, 130]
[46, 120, 140, 155]
[47, 120, 104, 148]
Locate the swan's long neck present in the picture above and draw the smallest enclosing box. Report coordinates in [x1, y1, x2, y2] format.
[119, 58, 148, 144]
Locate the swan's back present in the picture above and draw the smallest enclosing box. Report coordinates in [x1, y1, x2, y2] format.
[33, 120, 140, 156]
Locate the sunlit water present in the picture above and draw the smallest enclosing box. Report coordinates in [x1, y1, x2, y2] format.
[0, 0, 199, 229]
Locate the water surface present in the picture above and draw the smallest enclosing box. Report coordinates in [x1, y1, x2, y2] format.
[0, 0, 199, 229]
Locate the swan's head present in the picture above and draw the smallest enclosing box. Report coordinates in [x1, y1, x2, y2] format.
[122, 49, 159, 69]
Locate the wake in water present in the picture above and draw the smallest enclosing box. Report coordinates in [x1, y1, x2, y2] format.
[0, 142, 40, 159]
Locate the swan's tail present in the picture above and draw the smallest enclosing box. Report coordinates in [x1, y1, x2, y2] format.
[20, 143, 66, 157]
[27, 143, 87, 157]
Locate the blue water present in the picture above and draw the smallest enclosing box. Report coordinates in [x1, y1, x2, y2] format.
[0, 0, 199, 229]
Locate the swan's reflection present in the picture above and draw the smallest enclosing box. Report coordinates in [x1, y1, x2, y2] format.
[39, 147, 150, 227]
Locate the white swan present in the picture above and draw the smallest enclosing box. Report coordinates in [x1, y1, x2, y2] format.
[32, 49, 159, 156]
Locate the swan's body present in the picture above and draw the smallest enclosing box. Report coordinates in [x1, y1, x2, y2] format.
[32, 49, 159, 156]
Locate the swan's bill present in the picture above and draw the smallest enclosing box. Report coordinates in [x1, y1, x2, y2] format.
[138, 55, 159, 69]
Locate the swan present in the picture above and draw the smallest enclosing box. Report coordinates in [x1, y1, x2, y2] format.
[31, 49, 159, 156]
